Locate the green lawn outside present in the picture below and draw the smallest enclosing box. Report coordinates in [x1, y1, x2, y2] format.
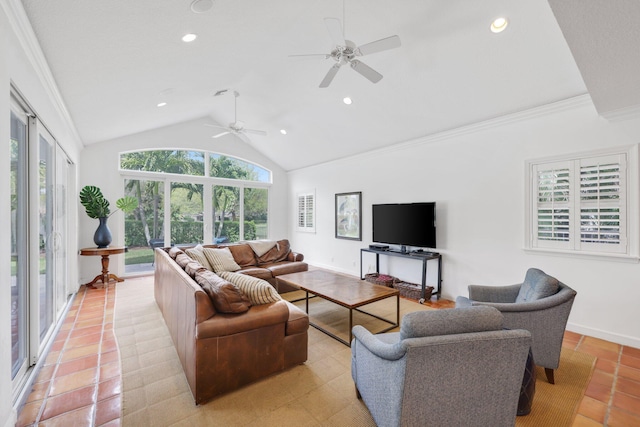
[125, 247, 154, 265]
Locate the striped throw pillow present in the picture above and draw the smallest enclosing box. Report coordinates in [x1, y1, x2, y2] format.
[219, 271, 281, 305]
[203, 247, 241, 273]
[185, 247, 213, 271]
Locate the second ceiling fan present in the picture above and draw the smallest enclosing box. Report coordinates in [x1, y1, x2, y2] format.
[292, 16, 401, 88]
[205, 91, 267, 140]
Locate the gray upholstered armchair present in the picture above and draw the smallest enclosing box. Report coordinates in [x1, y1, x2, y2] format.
[456, 268, 577, 384]
[351, 306, 531, 427]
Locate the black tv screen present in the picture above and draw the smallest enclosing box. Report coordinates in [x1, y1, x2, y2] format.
[372, 202, 436, 249]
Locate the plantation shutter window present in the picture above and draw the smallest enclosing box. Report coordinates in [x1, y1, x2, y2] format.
[527, 149, 631, 256]
[297, 192, 315, 232]
[534, 161, 572, 249]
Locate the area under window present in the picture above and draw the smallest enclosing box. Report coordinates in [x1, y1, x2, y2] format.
[525, 145, 638, 258]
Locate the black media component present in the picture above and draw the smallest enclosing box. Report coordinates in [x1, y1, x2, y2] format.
[372, 202, 436, 249]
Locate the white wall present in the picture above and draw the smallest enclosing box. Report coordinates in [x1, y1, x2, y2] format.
[288, 96, 640, 348]
[1, 1, 82, 425]
[77, 117, 289, 284]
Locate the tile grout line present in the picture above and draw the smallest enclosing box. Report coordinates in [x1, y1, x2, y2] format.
[35, 285, 87, 425]
[602, 345, 624, 426]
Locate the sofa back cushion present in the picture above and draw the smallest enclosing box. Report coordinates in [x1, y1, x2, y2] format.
[257, 239, 291, 265]
[195, 270, 251, 314]
[223, 244, 257, 268]
[175, 252, 192, 268]
[515, 268, 559, 303]
[203, 247, 241, 273]
[168, 246, 184, 259]
[400, 306, 503, 340]
[219, 271, 282, 305]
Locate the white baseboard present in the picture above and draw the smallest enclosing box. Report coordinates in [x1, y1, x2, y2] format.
[306, 261, 357, 277]
[567, 322, 640, 348]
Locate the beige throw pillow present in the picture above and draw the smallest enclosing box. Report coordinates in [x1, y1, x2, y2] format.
[219, 271, 281, 305]
[185, 247, 213, 271]
[203, 247, 241, 273]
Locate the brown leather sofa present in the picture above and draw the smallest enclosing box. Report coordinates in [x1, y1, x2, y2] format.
[218, 239, 308, 292]
[154, 246, 309, 404]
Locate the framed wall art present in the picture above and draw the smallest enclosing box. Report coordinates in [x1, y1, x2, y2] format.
[335, 192, 362, 240]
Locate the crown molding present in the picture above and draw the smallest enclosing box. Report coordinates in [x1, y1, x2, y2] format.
[289, 94, 594, 173]
[1, 0, 83, 150]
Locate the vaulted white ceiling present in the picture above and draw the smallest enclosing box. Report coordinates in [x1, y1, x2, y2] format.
[17, 0, 640, 171]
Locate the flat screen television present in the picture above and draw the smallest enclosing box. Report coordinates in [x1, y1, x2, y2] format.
[372, 202, 436, 250]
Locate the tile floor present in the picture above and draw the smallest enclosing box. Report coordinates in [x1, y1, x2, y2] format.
[15, 276, 640, 426]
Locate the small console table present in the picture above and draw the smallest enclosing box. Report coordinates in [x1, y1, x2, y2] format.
[79, 246, 127, 288]
[360, 248, 442, 303]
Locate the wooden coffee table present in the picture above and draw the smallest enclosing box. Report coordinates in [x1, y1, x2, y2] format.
[277, 270, 399, 346]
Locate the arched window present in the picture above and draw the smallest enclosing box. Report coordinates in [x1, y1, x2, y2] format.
[119, 150, 271, 274]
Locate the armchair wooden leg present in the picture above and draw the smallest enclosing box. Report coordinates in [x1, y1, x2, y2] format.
[355, 386, 362, 399]
[545, 368, 555, 384]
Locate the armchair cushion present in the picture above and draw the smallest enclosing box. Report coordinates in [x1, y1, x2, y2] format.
[399, 306, 503, 340]
[515, 268, 559, 303]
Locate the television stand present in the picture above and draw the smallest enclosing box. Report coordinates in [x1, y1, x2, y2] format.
[360, 248, 442, 303]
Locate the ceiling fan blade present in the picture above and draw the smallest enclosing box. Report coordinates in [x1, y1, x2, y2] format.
[319, 64, 341, 88]
[289, 54, 330, 59]
[204, 123, 228, 130]
[324, 18, 345, 46]
[212, 131, 231, 138]
[243, 129, 267, 136]
[356, 35, 401, 56]
[350, 60, 383, 83]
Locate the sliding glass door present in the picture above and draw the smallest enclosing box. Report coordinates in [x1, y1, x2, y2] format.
[10, 95, 71, 396]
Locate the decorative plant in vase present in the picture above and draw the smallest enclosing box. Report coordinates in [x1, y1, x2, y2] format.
[79, 185, 138, 248]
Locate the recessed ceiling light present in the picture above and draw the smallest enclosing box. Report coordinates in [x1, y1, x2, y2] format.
[182, 33, 197, 42]
[190, 0, 213, 14]
[490, 17, 508, 33]
[157, 102, 167, 107]
[343, 97, 352, 105]
[280, 129, 287, 135]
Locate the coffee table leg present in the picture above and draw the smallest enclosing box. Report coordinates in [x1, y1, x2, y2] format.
[349, 308, 353, 344]
[305, 291, 309, 314]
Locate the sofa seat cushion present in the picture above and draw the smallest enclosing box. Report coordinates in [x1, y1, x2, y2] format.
[224, 244, 258, 268]
[264, 261, 309, 277]
[515, 268, 559, 303]
[284, 301, 309, 336]
[195, 270, 251, 314]
[203, 247, 241, 273]
[220, 271, 282, 305]
[196, 300, 290, 339]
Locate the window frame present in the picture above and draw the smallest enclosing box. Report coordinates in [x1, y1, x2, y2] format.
[296, 191, 316, 233]
[525, 145, 639, 260]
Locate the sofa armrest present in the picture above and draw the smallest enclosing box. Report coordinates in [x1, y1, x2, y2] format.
[288, 251, 304, 262]
[468, 283, 521, 303]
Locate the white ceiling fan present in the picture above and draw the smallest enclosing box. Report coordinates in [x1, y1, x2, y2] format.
[290, 10, 401, 88]
[205, 91, 267, 139]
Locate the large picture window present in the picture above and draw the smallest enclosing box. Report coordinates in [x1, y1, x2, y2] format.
[120, 150, 271, 273]
[526, 146, 637, 257]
